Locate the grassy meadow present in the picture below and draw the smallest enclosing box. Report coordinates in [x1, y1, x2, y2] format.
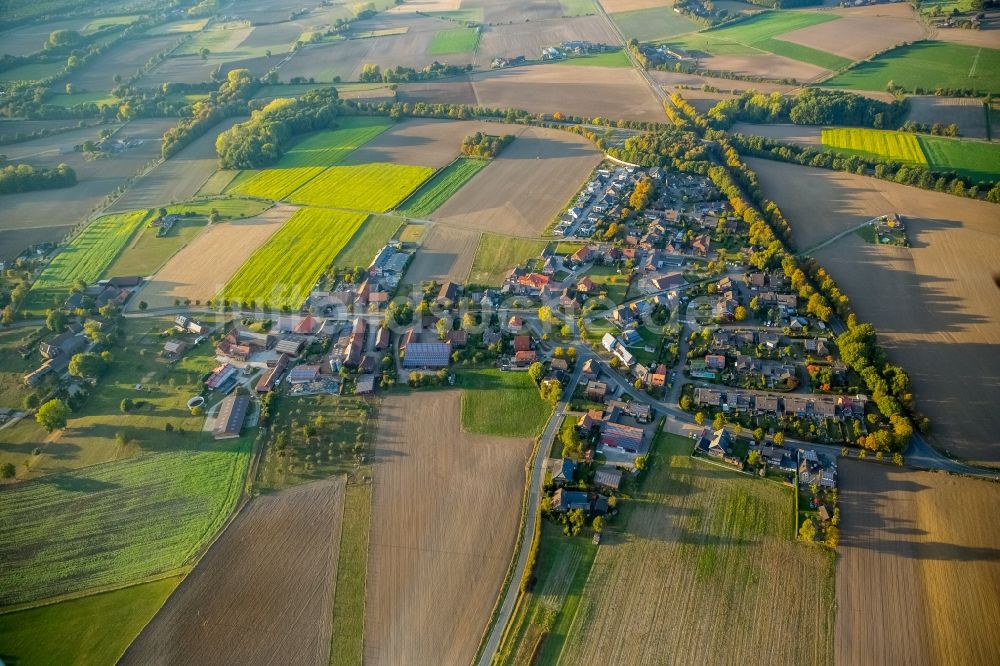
[459, 369, 552, 438]
[552, 50, 632, 68]
[611, 7, 698, 43]
[468, 233, 549, 286]
[397, 158, 488, 218]
[219, 208, 367, 309]
[331, 214, 403, 271]
[276, 117, 392, 168]
[427, 27, 480, 55]
[918, 136, 1000, 183]
[287, 163, 434, 212]
[329, 483, 372, 666]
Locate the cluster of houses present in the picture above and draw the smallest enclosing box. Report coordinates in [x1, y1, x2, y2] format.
[693, 386, 868, 422]
[23, 322, 91, 387]
[637, 42, 696, 65]
[490, 55, 526, 69]
[541, 41, 615, 60]
[63, 275, 143, 313]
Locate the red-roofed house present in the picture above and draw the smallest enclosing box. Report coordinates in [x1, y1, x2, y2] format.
[513, 335, 532, 352]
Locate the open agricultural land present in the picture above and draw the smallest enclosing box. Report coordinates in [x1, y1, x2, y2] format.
[122, 478, 345, 665]
[557, 433, 834, 664]
[397, 158, 489, 218]
[132, 204, 293, 310]
[468, 233, 549, 286]
[837, 460, 1000, 666]
[776, 3, 925, 62]
[219, 208, 367, 310]
[330, 214, 405, 271]
[608, 5, 698, 43]
[402, 223, 482, 284]
[749, 158, 1000, 466]
[472, 15, 620, 69]
[366, 391, 532, 665]
[820, 128, 927, 165]
[904, 95, 989, 139]
[287, 163, 434, 211]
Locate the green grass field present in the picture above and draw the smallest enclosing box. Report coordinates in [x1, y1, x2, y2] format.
[0, 577, 181, 664]
[822, 41, 1000, 94]
[331, 214, 403, 270]
[427, 27, 480, 55]
[145, 18, 209, 34]
[426, 8, 484, 23]
[611, 7, 698, 43]
[287, 163, 434, 212]
[0, 434, 250, 605]
[468, 233, 549, 286]
[582, 264, 630, 304]
[821, 128, 927, 165]
[552, 50, 631, 68]
[459, 369, 552, 438]
[46, 91, 117, 107]
[227, 166, 325, 201]
[396, 158, 488, 218]
[103, 217, 207, 278]
[220, 208, 367, 309]
[0, 61, 64, 82]
[276, 117, 392, 168]
[165, 198, 271, 218]
[329, 483, 371, 666]
[27, 209, 150, 311]
[918, 135, 1000, 183]
[560, 0, 596, 17]
[670, 10, 851, 70]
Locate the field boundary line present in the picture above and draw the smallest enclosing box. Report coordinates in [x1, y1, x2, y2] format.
[969, 47, 981, 78]
[0, 569, 189, 616]
[464, 231, 486, 285]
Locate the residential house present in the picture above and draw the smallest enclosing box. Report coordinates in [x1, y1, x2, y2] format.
[594, 466, 623, 491]
[513, 350, 537, 367]
[551, 458, 576, 485]
[586, 380, 607, 401]
[552, 488, 590, 513]
[513, 335, 533, 353]
[436, 281, 459, 306]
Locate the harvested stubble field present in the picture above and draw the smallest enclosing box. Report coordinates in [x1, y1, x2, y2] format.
[461, 0, 563, 23]
[345, 118, 513, 169]
[1, 18, 93, 57]
[0, 435, 251, 606]
[365, 392, 532, 666]
[560, 433, 834, 665]
[473, 16, 620, 68]
[220, 208, 367, 309]
[287, 163, 434, 211]
[466, 64, 668, 123]
[777, 4, 925, 62]
[122, 477, 346, 666]
[600, 0, 671, 10]
[730, 122, 822, 146]
[610, 6, 698, 42]
[64, 35, 181, 91]
[750, 158, 1000, 465]
[397, 157, 489, 218]
[402, 223, 481, 283]
[132, 204, 293, 310]
[837, 461, 1000, 666]
[702, 51, 830, 83]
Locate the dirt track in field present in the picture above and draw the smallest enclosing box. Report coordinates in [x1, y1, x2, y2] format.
[121, 477, 345, 666]
[365, 392, 531, 666]
[750, 158, 1000, 466]
[837, 461, 1000, 666]
[131, 203, 292, 309]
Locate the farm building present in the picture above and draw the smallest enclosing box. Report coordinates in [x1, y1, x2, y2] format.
[288, 364, 320, 384]
[375, 326, 390, 351]
[213, 394, 250, 440]
[163, 340, 186, 358]
[205, 364, 238, 392]
[594, 466, 623, 491]
[601, 422, 646, 453]
[356, 374, 376, 395]
[274, 338, 303, 356]
[401, 342, 451, 368]
[256, 354, 289, 393]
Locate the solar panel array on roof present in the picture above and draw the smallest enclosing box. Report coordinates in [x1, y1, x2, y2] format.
[401, 342, 451, 368]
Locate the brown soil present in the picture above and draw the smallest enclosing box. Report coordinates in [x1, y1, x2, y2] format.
[650, 69, 798, 94]
[65, 36, 181, 90]
[905, 96, 989, 140]
[837, 461, 1000, 666]
[473, 16, 620, 68]
[731, 122, 822, 146]
[122, 477, 345, 666]
[701, 53, 830, 83]
[345, 118, 523, 169]
[600, 0, 672, 11]
[365, 392, 531, 666]
[402, 224, 481, 284]
[779, 5, 925, 61]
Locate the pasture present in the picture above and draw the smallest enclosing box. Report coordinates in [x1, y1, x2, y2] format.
[133, 204, 294, 310]
[820, 128, 927, 165]
[122, 478, 345, 665]
[366, 391, 531, 665]
[837, 461, 1000, 665]
[918, 136, 1000, 183]
[559, 433, 835, 664]
[610, 6, 697, 43]
[0, 434, 251, 606]
[822, 41, 1000, 94]
[751, 158, 1000, 465]
[468, 233, 548, 286]
[397, 158, 489, 218]
[552, 49, 631, 67]
[287, 163, 434, 212]
[272, 117, 392, 168]
[0, 577, 181, 665]
[219, 208, 367, 309]
[427, 27, 480, 55]
[103, 217, 207, 279]
[331, 214, 403, 271]
[27, 209, 150, 311]
[459, 368, 552, 438]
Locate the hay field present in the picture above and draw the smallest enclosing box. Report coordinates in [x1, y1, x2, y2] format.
[468, 64, 667, 123]
[473, 16, 620, 68]
[122, 478, 345, 665]
[905, 95, 988, 139]
[132, 204, 294, 309]
[365, 392, 531, 666]
[432, 126, 602, 236]
[750, 158, 1000, 465]
[560, 433, 835, 664]
[403, 223, 481, 283]
[778, 4, 925, 61]
[837, 461, 1000, 666]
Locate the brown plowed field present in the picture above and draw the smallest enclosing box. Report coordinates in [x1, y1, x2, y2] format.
[474, 16, 620, 68]
[365, 392, 531, 666]
[402, 224, 481, 284]
[837, 461, 1000, 666]
[131, 203, 291, 309]
[469, 64, 667, 123]
[779, 5, 925, 61]
[122, 477, 345, 666]
[345, 118, 524, 169]
[65, 35, 181, 90]
[731, 122, 822, 147]
[466, 0, 564, 23]
[905, 96, 988, 139]
[701, 53, 829, 82]
[397, 76, 479, 106]
[749, 158, 1000, 466]
[600, 0, 671, 11]
[650, 68, 797, 93]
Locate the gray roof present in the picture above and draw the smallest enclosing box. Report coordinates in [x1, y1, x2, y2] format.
[401, 342, 451, 368]
[213, 394, 250, 439]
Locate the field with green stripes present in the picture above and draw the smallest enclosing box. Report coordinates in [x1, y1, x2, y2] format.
[397, 158, 488, 218]
[287, 163, 434, 212]
[821, 128, 927, 164]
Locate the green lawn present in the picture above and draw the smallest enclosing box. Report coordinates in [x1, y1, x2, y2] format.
[287, 163, 434, 212]
[103, 218, 207, 279]
[583, 264, 630, 304]
[560, 0, 596, 17]
[821, 128, 927, 165]
[611, 7, 698, 43]
[669, 10, 851, 70]
[0, 61, 64, 82]
[0, 432, 251, 605]
[332, 214, 403, 271]
[552, 50, 631, 68]
[397, 157, 488, 218]
[0, 576, 181, 665]
[329, 483, 371, 666]
[917, 135, 1000, 183]
[46, 91, 117, 107]
[27, 209, 150, 312]
[459, 369, 552, 438]
[427, 27, 480, 55]
[822, 41, 1000, 94]
[468, 233, 548, 286]
[220, 208, 368, 309]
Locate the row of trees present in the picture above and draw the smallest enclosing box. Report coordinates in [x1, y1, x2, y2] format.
[358, 61, 473, 84]
[460, 132, 513, 158]
[706, 89, 908, 129]
[0, 163, 76, 194]
[161, 68, 261, 160]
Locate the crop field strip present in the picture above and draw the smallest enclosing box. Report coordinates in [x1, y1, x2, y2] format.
[821, 128, 927, 165]
[287, 163, 435, 212]
[331, 214, 404, 271]
[0, 436, 251, 606]
[219, 207, 367, 309]
[396, 157, 489, 218]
